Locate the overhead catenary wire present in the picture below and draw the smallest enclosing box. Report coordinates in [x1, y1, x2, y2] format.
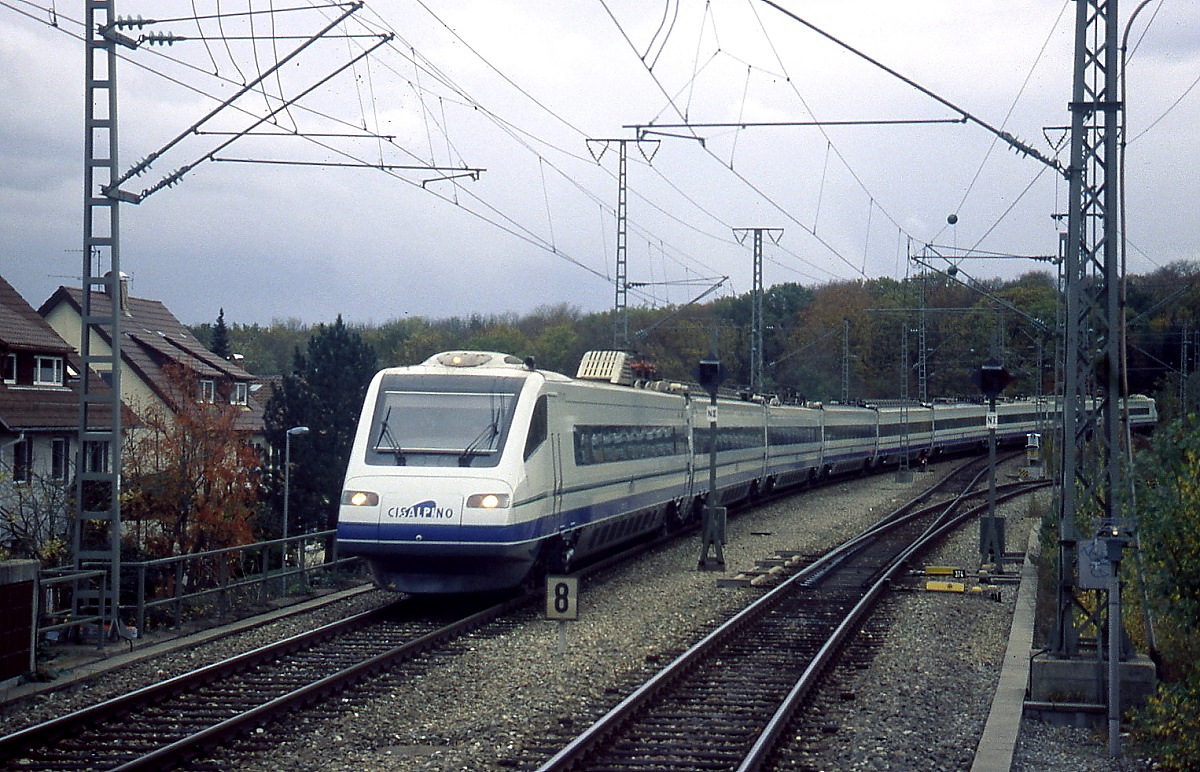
[3, 0, 693, 298]
[758, 0, 1064, 175]
[4, 0, 850, 301]
[601, 0, 869, 279]
[746, 0, 1079, 280]
[10, 0, 1187, 320]
[936, 0, 1072, 246]
[360, 0, 754, 292]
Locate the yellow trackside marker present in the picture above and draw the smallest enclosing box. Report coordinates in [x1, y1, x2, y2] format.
[925, 580, 967, 593]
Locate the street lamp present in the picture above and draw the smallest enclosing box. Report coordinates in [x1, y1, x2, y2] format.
[283, 426, 310, 549]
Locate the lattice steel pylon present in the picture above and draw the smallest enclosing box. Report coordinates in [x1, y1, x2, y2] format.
[734, 228, 782, 393]
[74, 0, 126, 634]
[1053, 0, 1126, 658]
[841, 319, 850, 404]
[918, 271, 928, 404]
[586, 137, 658, 350]
[613, 140, 629, 349]
[897, 323, 911, 481]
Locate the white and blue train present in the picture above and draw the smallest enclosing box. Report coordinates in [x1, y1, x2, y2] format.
[336, 350, 1157, 594]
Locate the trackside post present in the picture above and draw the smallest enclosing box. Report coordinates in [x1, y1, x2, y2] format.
[695, 347, 727, 571]
[546, 575, 578, 654]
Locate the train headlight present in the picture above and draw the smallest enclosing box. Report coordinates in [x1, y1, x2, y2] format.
[466, 493, 510, 509]
[438, 352, 492, 367]
[341, 490, 379, 507]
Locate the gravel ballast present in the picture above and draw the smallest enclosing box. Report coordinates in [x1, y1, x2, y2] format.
[1, 464, 1157, 770]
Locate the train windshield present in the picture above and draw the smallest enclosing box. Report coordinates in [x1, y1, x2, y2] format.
[365, 374, 525, 468]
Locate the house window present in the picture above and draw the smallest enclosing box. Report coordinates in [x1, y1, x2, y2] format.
[232, 382, 248, 405]
[12, 437, 32, 483]
[34, 356, 63, 386]
[52, 437, 69, 481]
[200, 379, 215, 403]
[83, 440, 110, 473]
[2, 353, 15, 384]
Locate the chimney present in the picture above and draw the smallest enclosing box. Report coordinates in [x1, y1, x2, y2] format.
[102, 271, 132, 316]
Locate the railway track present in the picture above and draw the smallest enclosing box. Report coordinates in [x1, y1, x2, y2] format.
[0, 594, 527, 771]
[0, 509, 699, 770]
[534, 459, 1047, 771]
[0, 457, 1036, 770]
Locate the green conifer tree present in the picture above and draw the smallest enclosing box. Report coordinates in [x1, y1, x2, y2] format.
[211, 308, 231, 360]
[263, 316, 377, 537]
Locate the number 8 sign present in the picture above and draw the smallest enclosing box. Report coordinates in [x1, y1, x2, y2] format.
[545, 576, 578, 620]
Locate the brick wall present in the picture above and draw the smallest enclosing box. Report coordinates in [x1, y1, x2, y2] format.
[0, 561, 39, 685]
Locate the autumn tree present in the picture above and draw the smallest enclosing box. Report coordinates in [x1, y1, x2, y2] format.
[190, 262, 1200, 404]
[121, 363, 261, 557]
[781, 280, 873, 401]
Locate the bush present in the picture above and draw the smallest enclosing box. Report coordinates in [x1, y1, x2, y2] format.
[1127, 416, 1200, 767]
[1131, 670, 1200, 770]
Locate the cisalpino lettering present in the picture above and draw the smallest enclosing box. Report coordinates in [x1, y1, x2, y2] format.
[388, 499, 454, 519]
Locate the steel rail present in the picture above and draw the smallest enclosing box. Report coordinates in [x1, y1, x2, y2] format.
[112, 594, 530, 771]
[0, 594, 527, 770]
[535, 461, 1047, 771]
[0, 602, 398, 762]
[739, 480, 1049, 771]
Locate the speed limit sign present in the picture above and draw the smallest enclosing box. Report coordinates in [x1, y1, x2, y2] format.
[545, 576, 578, 620]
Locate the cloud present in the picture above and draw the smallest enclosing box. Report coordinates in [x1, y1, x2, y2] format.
[2, 0, 1198, 327]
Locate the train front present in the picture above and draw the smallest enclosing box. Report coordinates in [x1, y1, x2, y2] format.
[337, 352, 546, 594]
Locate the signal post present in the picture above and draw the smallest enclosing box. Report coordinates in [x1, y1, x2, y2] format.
[695, 351, 726, 571]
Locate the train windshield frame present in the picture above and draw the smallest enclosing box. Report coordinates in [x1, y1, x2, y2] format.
[365, 374, 526, 468]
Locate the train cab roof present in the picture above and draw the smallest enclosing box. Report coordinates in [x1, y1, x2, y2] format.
[413, 351, 572, 382]
[422, 351, 533, 370]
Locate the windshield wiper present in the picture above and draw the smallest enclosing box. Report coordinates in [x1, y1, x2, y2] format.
[459, 401, 503, 467]
[374, 406, 406, 465]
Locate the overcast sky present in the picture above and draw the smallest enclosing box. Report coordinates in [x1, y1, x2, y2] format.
[3, 1, 1198, 328]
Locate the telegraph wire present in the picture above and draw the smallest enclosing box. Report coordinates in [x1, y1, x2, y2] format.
[400, 0, 587, 143]
[758, 0, 1063, 174]
[248, 0, 275, 117]
[351, 0, 782, 293]
[363, 2, 756, 291]
[743, 0, 1069, 281]
[369, 3, 753, 292]
[964, 165, 1054, 255]
[742, 0, 919, 249]
[215, 0, 248, 84]
[268, 0, 299, 133]
[934, 0, 1071, 247]
[1124, 0, 1166, 65]
[601, 1, 867, 279]
[0, 0, 822, 297]
[643, 0, 680, 70]
[5, 0, 898, 300]
[190, 0, 220, 74]
[3, 0, 715, 305]
[684, 0, 717, 121]
[126, 3, 344, 26]
[1130, 71, 1200, 145]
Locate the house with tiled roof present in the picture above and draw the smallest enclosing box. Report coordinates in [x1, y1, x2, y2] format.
[39, 277, 265, 444]
[0, 275, 123, 559]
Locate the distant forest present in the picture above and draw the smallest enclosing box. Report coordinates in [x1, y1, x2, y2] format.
[191, 261, 1200, 417]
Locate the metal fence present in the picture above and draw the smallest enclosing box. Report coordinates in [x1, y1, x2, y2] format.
[38, 530, 364, 646]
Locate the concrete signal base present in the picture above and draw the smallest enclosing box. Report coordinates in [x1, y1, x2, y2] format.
[1026, 653, 1158, 727]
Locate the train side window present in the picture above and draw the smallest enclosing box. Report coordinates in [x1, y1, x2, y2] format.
[524, 395, 549, 460]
